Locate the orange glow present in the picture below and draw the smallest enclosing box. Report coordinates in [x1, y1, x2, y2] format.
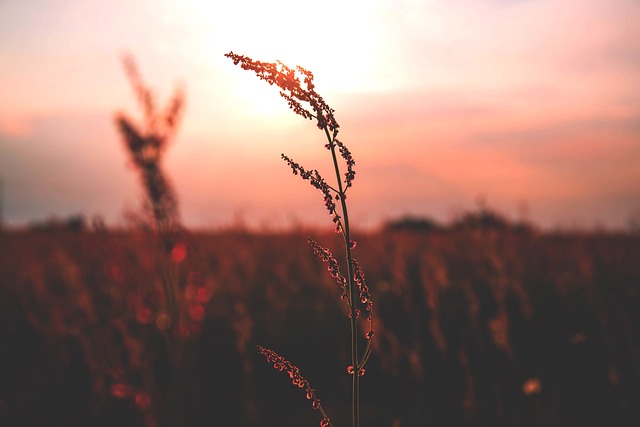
[0, 0, 638, 230]
[0, 116, 31, 138]
[522, 378, 542, 396]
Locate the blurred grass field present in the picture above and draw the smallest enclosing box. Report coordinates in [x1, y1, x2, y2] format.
[1, 224, 638, 427]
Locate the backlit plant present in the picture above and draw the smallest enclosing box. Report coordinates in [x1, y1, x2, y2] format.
[115, 54, 186, 336]
[226, 52, 375, 427]
[114, 55, 202, 427]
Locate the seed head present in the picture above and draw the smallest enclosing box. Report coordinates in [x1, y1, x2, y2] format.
[225, 52, 339, 137]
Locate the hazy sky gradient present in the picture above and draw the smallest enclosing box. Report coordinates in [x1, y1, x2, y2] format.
[1, 0, 639, 230]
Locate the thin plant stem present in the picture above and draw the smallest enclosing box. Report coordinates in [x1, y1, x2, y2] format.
[324, 125, 360, 427]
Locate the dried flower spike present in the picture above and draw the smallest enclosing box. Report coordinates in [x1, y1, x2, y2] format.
[225, 52, 339, 137]
[308, 238, 349, 303]
[257, 346, 332, 426]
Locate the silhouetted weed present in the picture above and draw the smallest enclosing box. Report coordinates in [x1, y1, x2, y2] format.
[227, 52, 374, 427]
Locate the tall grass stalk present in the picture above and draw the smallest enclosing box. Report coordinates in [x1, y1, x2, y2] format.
[114, 54, 188, 427]
[115, 54, 185, 339]
[226, 52, 374, 427]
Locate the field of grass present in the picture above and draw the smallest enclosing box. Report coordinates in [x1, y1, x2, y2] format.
[1, 226, 638, 427]
[1, 51, 638, 427]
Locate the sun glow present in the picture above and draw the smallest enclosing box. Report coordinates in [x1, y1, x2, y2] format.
[232, 75, 292, 120]
[145, 0, 402, 132]
[170, 0, 390, 94]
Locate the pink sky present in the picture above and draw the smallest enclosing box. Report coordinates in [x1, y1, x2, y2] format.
[1, 0, 639, 230]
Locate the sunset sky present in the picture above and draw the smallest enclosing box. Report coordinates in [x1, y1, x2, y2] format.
[1, 0, 639, 230]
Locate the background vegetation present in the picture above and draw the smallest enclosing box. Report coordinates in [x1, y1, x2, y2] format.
[1, 220, 638, 427]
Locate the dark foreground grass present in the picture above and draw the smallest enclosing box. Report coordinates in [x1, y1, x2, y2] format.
[0, 228, 639, 427]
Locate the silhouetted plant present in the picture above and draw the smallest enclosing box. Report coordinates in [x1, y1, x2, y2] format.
[113, 55, 197, 427]
[115, 54, 184, 239]
[226, 52, 375, 427]
[114, 54, 187, 332]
